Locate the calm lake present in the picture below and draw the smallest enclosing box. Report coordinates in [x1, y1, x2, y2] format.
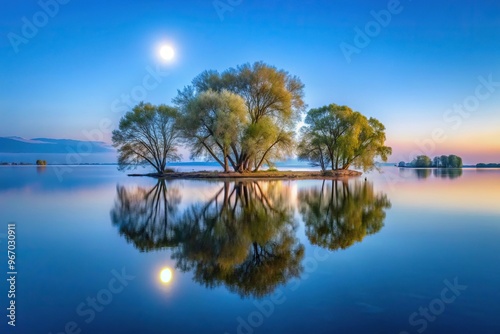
[1, 166, 499, 334]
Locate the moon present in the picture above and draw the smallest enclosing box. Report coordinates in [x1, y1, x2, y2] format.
[159, 45, 175, 61]
[160, 267, 173, 283]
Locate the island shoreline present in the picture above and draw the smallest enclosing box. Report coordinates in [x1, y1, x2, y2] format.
[128, 170, 363, 180]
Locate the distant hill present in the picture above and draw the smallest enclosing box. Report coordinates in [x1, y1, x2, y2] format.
[0, 136, 115, 154]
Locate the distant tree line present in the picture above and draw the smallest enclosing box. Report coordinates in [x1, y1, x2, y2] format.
[112, 62, 392, 174]
[0, 162, 33, 165]
[398, 154, 463, 168]
[476, 163, 500, 168]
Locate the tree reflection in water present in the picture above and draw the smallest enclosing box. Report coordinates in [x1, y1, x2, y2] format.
[415, 169, 432, 179]
[110, 180, 181, 251]
[402, 168, 463, 180]
[432, 168, 463, 179]
[172, 181, 304, 297]
[111, 179, 391, 297]
[298, 180, 391, 251]
[111, 180, 304, 298]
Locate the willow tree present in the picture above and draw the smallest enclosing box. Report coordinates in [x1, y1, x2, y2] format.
[112, 102, 181, 174]
[178, 90, 248, 172]
[175, 62, 305, 172]
[297, 104, 392, 171]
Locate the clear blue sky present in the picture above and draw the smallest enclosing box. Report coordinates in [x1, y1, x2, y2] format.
[1, 0, 499, 163]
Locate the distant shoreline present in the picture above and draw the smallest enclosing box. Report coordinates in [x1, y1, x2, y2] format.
[128, 170, 363, 180]
[395, 166, 499, 169]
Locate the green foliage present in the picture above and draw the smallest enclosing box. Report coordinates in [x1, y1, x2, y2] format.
[412, 155, 432, 167]
[405, 154, 463, 168]
[36, 159, 47, 165]
[112, 102, 182, 174]
[175, 62, 305, 172]
[447, 154, 463, 168]
[433, 156, 440, 167]
[440, 155, 449, 167]
[297, 104, 392, 171]
[477, 163, 500, 168]
[178, 89, 248, 172]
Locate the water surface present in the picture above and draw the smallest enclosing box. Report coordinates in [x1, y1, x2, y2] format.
[0, 166, 499, 334]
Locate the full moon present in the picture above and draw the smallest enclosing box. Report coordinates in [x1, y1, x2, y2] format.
[159, 45, 175, 61]
[160, 267, 173, 283]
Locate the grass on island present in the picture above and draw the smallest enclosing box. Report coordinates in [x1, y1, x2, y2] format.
[128, 169, 362, 180]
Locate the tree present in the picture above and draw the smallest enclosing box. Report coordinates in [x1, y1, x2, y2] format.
[398, 161, 406, 167]
[175, 62, 305, 172]
[448, 154, 463, 168]
[36, 159, 47, 165]
[297, 104, 391, 171]
[440, 155, 449, 168]
[297, 128, 331, 171]
[177, 90, 248, 172]
[112, 102, 182, 174]
[412, 155, 432, 167]
[432, 156, 440, 167]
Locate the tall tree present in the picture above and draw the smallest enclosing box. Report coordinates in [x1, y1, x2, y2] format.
[179, 90, 248, 172]
[440, 155, 449, 168]
[412, 155, 432, 167]
[175, 62, 305, 172]
[297, 104, 391, 171]
[112, 102, 181, 174]
[433, 156, 441, 167]
[448, 154, 463, 168]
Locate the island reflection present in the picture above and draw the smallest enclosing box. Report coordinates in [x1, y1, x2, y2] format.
[111, 179, 391, 297]
[400, 168, 463, 180]
[298, 180, 391, 251]
[111, 180, 181, 251]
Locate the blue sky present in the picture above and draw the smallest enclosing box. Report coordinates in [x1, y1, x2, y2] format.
[1, 0, 499, 163]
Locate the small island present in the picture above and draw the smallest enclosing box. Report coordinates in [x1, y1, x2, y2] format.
[476, 163, 500, 168]
[113, 62, 391, 180]
[398, 155, 463, 168]
[129, 169, 362, 180]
